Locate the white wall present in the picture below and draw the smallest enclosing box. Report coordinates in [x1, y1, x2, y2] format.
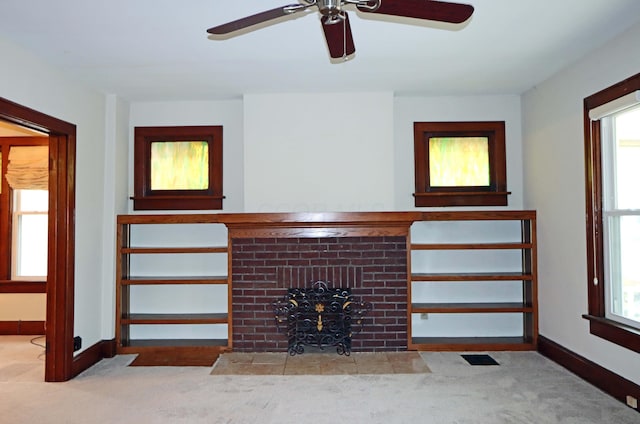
[100, 94, 130, 339]
[394, 95, 524, 210]
[395, 95, 526, 337]
[244, 92, 395, 212]
[0, 38, 107, 352]
[522, 22, 640, 384]
[122, 93, 527, 341]
[129, 100, 245, 213]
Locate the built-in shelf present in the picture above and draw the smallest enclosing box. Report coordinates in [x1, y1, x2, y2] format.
[122, 247, 227, 254]
[411, 243, 533, 250]
[411, 272, 534, 282]
[124, 339, 229, 348]
[121, 276, 228, 285]
[411, 336, 535, 351]
[411, 302, 534, 314]
[122, 313, 228, 325]
[116, 215, 231, 362]
[115, 211, 538, 359]
[408, 211, 537, 351]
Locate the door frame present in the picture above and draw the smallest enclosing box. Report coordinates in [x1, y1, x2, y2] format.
[0, 96, 75, 382]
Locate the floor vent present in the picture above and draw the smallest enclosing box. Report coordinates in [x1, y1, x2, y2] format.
[461, 354, 499, 366]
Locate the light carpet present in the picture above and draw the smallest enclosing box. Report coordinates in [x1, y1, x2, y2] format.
[0, 350, 638, 423]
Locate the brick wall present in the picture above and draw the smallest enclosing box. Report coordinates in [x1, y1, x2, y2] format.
[231, 236, 408, 352]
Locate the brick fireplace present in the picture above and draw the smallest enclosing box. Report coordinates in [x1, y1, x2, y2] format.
[225, 213, 413, 353]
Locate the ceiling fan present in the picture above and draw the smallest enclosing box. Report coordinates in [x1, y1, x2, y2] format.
[207, 0, 474, 61]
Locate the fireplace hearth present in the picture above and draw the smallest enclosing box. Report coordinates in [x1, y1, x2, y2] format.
[273, 281, 371, 355]
[231, 235, 408, 352]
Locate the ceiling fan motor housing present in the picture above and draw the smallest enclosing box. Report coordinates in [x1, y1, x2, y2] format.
[318, 0, 342, 16]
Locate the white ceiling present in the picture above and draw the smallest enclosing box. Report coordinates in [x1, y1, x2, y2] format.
[0, 0, 640, 102]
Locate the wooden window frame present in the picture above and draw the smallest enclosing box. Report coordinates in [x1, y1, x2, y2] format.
[0, 137, 49, 282]
[132, 125, 223, 210]
[583, 72, 640, 354]
[413, 121, 509, 207]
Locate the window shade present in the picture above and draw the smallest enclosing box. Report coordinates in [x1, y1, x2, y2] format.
[589, 90, 640, 120]
[5, 146, 48, 190]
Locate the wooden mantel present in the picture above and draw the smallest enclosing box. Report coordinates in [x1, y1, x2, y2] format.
[118, 210, 535, 238]
[220, 212, 421, 238]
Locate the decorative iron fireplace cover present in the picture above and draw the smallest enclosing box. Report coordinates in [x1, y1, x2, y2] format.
[273, 281, 372, 356]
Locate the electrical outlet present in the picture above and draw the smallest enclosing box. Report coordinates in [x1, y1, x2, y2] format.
[420, 313, 429, 320]
[626, 395, 638, 409]
[73, 336, 82, 352]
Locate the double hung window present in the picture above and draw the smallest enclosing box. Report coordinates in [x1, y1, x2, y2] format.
[584, 73, 640, 352]
[0, 139, 48, 282]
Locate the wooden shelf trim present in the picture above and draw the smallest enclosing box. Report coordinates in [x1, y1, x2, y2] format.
[117, 210, 535, 227]
[0, 281, 46, 293]
[122, 313, 228, 325]
[411, 242, 533, 250]
[122, 246, 228, 254]
[121, 276, 228, 285]
[411, 302, 533, 313]
[115, 210, 538, 356]
[124, 339, 229, 348]
[411, 336, 534, 351]
[411, 272, 533, 281]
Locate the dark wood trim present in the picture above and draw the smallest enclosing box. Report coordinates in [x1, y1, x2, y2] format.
[47, 133, 76, 382]
[0, 320, 45, 335]
[583, 314, 640, 354]
[413, 121, 509, 207]
[71, 339, 117, 378]
[583, 73, 640, 352]
[0, 142, 8, 278]
[128, 346, 223, 366]
[538, 335, 640, 411]
[133, 125, 223, 210]
[0, 281, 46, 293]
[101, 338, 117, 358]
[0, 136, 49, 279]
[0, 97, 76, 382]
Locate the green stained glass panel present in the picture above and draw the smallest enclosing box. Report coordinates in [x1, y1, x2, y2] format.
[429, 137, 490, 187]
[150, 141, 209, 190]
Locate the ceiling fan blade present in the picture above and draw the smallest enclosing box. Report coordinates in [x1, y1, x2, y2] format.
[207, 4, 307, 35]
[321, 13, 356, 59]
[357, 0, 474, 24]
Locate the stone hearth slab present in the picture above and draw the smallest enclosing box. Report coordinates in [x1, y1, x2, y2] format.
[210, 351, 431, 375]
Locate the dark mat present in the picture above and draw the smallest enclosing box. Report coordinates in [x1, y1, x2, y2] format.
[461, 354, 499, 366]
[129, 352, 219, 367]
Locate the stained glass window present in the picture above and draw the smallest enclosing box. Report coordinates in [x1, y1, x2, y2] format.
[150, 141, 209, 190]
[428, 137, 490, 187]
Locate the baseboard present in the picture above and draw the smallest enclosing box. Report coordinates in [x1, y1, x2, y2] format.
[538, 335, 640, 412]
[0, 320, 45, 335]
[71, 339, 117, 378]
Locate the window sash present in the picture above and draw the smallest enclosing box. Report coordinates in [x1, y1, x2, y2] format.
[600, 111, 640, 329]
[11, 190, 48, 280]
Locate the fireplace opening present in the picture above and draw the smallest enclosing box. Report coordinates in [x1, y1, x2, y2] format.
[273, 281, 371, 356]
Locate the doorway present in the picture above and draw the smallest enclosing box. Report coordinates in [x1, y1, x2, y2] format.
[0, 96, 75, 382]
